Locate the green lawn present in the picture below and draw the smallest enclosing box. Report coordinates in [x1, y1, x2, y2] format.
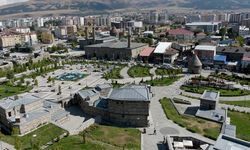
[160, 98, 221, 140]
[181, 85, 250, 97]
[103, 67, 123, 79]
[220, 100, 250, 108]
[0, 84, 32, 99]
[0, 123, 66, 149]
[48, 124, 141, 150]
[228, 111, 250, 142]
[155, 68, 182, 76]
[128, 66, 151, 78]
[144, 76, 182, 86]
[211, 73, 250, 86]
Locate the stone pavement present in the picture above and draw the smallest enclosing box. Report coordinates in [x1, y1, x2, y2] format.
[0, 141, 15, 150]
[182, 90, 250, 101]
[142, 77, 215, 150]
[120, 67, 130, 79]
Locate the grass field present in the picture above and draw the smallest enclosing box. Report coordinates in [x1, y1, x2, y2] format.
[144, 76, 182, 86]
[0, 84, 32, 99]
[181, 85, 250, 97]
[48, 124, 141, 150]
[220, 100, 250, 108]
[103, 67, 123, 79]
[155, 68, 182, 76]
[228, 111, 250, 142]
[128, 66, 151, 78]
[0, 123, 66, 149]
[160, 98, 221, 140]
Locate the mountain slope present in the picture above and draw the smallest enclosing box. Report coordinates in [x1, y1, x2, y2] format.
[0, 0, 250, 16]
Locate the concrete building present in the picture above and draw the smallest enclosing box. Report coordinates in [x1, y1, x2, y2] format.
[241, 53, 250, 69]
[54, 26, 67, 39]
[168, 28, 194, 41]
[0, 33, 22, 48]
[186, 22, 221, 33]
[153, 42, 172, 64]
[67, 25, 77, 35]
[73, 84, 151, 127]
[40, 31, 54, 44]
[194, 45, 216, 65]
[239, 26, 250, 37]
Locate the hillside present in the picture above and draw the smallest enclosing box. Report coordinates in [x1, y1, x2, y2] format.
[0, 0, 250, 17]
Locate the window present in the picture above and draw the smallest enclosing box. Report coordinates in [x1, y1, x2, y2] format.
[8, 112, 11, 117]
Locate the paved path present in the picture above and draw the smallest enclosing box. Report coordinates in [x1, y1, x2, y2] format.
[150, 67, 157, 78]
[0, 141, 15, 150]
[120, 67, 130, 79]
[142, 77, 215, 150]
[182, 91, 250, 101]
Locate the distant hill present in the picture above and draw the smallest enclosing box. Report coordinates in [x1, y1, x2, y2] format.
[0, 0, 250, 17]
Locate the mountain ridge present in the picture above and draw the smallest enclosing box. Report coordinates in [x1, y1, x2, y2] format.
[0, 0, 250, 17]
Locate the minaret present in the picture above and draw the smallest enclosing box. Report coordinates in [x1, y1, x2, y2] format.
[128, 27, 131, 48]
[92, 25, 96, 44]
[85, 27, 88, 40]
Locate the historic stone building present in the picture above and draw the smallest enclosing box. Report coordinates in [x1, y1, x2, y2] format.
[73, 84, 151, 127]
[0, 95, 69, 135]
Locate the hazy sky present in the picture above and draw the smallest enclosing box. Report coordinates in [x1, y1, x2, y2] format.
[0, 0, 29, 6]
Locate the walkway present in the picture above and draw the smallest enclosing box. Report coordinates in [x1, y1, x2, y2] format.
[53, 106, 96, 135]
[142, 77, 215, 150]
[182, 91, 250, 101]
[150, 67, 157, 78]
[0, 141, 15, 150]
[120, 67, 130, 79]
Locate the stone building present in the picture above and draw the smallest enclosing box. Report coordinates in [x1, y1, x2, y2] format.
[73, 84, 151, 127]
[188, 52, 202, 74]
[199, 90, 220, 110]
[0, 95, 69, 135]
[84, 41, 147, 60]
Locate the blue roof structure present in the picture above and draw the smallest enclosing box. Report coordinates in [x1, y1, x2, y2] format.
[214, 55, 227, 63]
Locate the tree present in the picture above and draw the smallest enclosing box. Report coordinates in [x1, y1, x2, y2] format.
[34, 79, 38, 86]
[6, 70, 14, 80]
[236, 36, 244, 47]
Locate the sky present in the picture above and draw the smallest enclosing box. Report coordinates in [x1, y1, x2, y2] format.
[0, 0, 29, 6]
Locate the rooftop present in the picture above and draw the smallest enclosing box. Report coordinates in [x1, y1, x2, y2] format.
[0, 95, 40, 110]
[78, 89, 99, 99]
[186, 22, 221, 26]
[85, 41, 147, 49]
[140, 47, 155, 57]
[109, 85, 150, 102]
[242, 53, 250, 61]
[217, 46, 249, 54]
[195, 45, 216, 51]
[214, 134, 250, 150]
[168, 28, 194, 35]
[201, 90, 220, 101]
[214, 55, 227, 62]
[154, 42, 172, 54]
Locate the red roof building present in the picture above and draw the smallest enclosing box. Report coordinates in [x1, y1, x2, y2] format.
[167, 28, 194, 41]
[140, 47, 155, 63]
[140, 47, 155, 57]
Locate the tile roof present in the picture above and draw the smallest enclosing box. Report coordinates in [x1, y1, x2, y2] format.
[168, 28, 194, 35]
[140, 47, 155, 57]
